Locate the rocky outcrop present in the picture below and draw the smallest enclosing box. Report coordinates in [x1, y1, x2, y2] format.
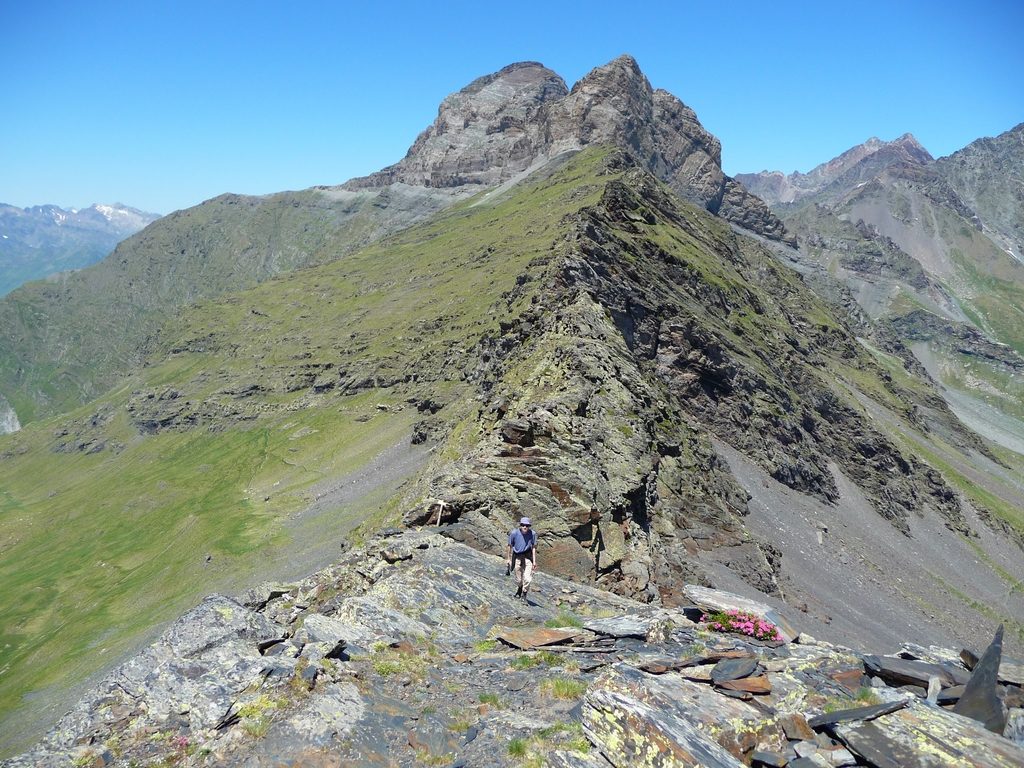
[349, 55, 792, 243]
[888, 310, 1024, 373]
[7, 531, 1023, 767]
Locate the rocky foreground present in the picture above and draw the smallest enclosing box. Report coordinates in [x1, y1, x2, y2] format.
[6, 530, 1023, 767]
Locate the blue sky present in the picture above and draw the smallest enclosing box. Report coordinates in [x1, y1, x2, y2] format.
[2, 0, 1022, 214]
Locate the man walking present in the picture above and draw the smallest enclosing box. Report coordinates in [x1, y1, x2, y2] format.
[507, 517, 537, 599]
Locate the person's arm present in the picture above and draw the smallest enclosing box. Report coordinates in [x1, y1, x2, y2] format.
[532, 532, 538, 567]
[507, 533, 513, 564]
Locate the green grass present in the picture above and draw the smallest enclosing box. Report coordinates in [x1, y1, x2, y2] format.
[478, 692, 504, 707]
[510, 651, 564, 670]
[507, 738, 529, 758]
[545, 611, 584, 628]
[540, 677, 588, 700]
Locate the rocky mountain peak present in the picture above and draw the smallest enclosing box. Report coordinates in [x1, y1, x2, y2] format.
[567, 53, 648, 98]
[347, 55, 791, 243]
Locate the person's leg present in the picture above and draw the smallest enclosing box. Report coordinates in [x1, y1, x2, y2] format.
[513, 555, 524, 596]
[521, 559, 534, 595]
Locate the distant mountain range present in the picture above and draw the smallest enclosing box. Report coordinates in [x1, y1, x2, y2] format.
[738, 124, 1024, 455]
[0, 202, 160, 296]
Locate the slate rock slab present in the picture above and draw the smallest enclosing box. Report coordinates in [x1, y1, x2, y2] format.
[953, 625, 1007, 733]
[779, 713, 815, 741]
[710, 657, 759, 683]
[494, 627, 584, 649]
[268, 682, 364, 747]
[716, 675, 772, 695]
[751, 750, 787, 767]
[583, 688, 746, 767]
[583, 615, 650, 639]
[834, 699, 1024, 767]
[863, 655, 966, 688]
[806, 699, 908, 729]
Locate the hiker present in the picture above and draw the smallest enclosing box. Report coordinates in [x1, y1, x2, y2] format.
[506, 517, 537, 599]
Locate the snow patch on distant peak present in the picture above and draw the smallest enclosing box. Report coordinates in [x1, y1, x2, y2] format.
[94, 204, 119, 221]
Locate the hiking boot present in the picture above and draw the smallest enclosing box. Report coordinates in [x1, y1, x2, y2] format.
[515, 585, 523, 598]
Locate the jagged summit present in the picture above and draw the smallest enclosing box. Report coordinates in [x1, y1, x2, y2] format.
[347, 61, 568, 190]
[348, 54, 791, 243]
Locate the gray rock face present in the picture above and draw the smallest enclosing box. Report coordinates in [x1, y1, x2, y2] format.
[349, 62, 569, 190]
[349, 55, 790, 243]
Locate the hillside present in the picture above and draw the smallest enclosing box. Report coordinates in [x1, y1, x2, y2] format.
[0, 186, 465, 424]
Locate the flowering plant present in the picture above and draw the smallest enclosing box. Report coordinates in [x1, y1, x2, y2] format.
[700, 609, 784, 642]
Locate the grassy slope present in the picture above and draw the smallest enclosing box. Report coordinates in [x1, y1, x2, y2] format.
[0, 187, 456, 425]
[0, 149, 618, 755]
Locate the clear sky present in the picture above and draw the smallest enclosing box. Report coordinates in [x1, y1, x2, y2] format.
[2, 0, 1022, 215]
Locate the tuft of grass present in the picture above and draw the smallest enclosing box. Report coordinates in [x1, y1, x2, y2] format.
[544, 611, 584, 628]
[473, 639, 498, 652]
[478, 692, 503, 707]
[448, 710, 475, 733]
[822, 686, 880, 714]
[540, 677, 588, 700]
[510, 650, 564, 670]
[507, 738, 529, 758]
[369, 644, 428, 680]
[413, 748, 454, 767]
